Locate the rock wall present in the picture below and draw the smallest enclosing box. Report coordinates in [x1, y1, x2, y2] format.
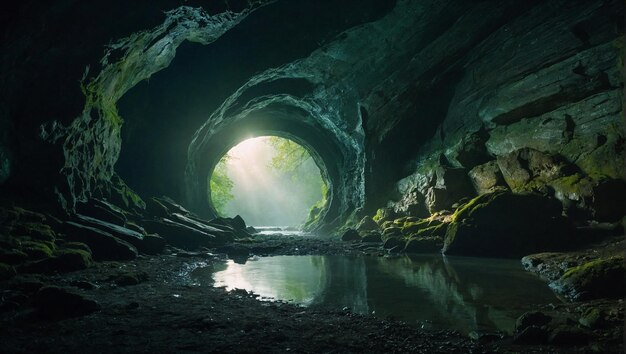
[0, 0, 622, 230]
[380, 0, 624, 223]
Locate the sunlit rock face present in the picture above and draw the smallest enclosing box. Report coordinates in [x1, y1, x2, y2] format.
[0, 0, 623, 229]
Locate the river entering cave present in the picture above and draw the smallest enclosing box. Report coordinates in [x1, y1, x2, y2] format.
[191, 254, 559, 334]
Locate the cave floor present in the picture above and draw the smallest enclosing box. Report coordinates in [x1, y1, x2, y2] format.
[0, 234, 623, 354]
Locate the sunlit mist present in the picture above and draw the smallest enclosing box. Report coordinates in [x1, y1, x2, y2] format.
[209, 136, 325, 227]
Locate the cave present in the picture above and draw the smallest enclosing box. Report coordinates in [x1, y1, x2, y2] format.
[0, 0, 624, 352]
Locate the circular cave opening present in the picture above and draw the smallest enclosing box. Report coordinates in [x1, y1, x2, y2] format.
[208, 136, 328, 229]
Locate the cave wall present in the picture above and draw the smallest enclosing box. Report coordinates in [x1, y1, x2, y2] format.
[0, 0, 623, 229]
[0, 0, 250, 204]
[363, 0, 625, 221]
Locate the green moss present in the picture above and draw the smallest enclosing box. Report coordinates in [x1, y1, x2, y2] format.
[556, 256, 625, 300]
[401, 219, 442, 235]
[410, 223, 447, 238]
[54, 249, 93, 268]
[381, 221, 394, 230]
[60, 242, 92, 253]
[562, 257, 624, 280]
[451, 191, 506, 222]
[21, 241, 54, 260]
[19, 222, 56, 242]
[372, 208, 385, 224]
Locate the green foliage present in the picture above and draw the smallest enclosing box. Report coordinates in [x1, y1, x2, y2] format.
[268, 137, 309, 177]
[209, 155, 235, 216]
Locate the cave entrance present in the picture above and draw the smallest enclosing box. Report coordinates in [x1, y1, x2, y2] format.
[208, 136, 327, 229]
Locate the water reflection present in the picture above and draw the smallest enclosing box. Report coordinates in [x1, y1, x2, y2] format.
[191, 254, 559, 333]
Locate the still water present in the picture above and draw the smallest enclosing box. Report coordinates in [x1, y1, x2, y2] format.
[191, 254, 559, 334]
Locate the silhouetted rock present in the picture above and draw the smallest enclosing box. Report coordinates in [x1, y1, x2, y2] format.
[169, 213, 234, 244]
[34, 286, 101, 319]
[403, 237, 442, 253]
[63, 222, 138, 261]
[515, 311, 552, 332]
[141, 218, 219, 250]
[550, 256, 625, 301]
[341, 229, 360, 242]
[361, 232, 382, 243]
[443, 191, 574, 257]
[468, 161, 507, 194]
[356, 216, 379, 233]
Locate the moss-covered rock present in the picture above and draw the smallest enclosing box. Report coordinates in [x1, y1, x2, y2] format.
[58, 242, 92, 253]
[550, 256, 625, 301]
[373, 207, 397, 225]
[578, 307, 606, 329]
[361, 232, 382, 243]
[20, 241, 55, 260]
[0, 262, 17, 280]
[14, 222, 56, 242]
[356, 216, 379, 232]
[403, 237, 442, 253]
[443, 191, 574, 257]
[382, 227, 401, 239]
[400, 219, 440, 234]
[382, 237, 404, 250]
[341, 229, 361, 242]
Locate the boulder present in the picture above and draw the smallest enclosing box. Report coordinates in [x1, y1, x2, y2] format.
[549, 256, 625, 301]
[141, 218, 219, 250]
[453, 129, 492, 168]
[63, 222, 138, 261]
[169, 213, 234, 244]
[392, 188, 430, 218]
[426, 167, 476, 213]
[145, 197, 170, 218]
[382, 227, 401, 239]
[76, 199, 126, 226]
[497, 148, 573, 192]
[34, 286, 101, 319]
[468, 161, 507, 194]
[578, 307, 606, 329]
[155, 196, 193, 216]
[425, 180, 477, 214]
[13, 222, 56, 242]
[383, 237, 404, 250]
[403, 237, 442, 253]
[590, 178, 626, 222]
[216, 244, 250, 263]
[231, 215, 247, 230]
[361, 232, 382, 243]
[443, 191, 574, 257]
[22, 248, 93, 274]
[356, 216, 379, 232]
[515, 311, 552, 332]
[373, 207, 398, 225]
[341, 229, 361, 242]
[75, 214, 144, 247]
